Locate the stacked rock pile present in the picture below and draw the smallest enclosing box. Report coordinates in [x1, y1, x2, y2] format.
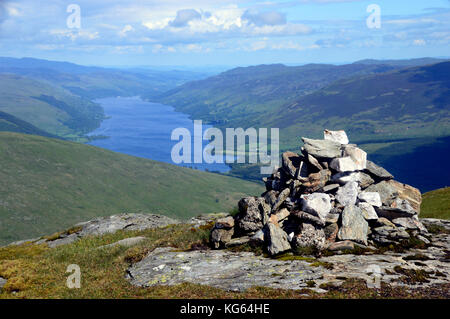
[211, 130, 428, 255]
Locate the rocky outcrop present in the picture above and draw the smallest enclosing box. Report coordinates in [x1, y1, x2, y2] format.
[5, 213, 179, 248]
[127, 216, 450, 292]
[212, 130, 427, 256]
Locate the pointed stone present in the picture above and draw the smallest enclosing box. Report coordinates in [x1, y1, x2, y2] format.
[324, 129, 349, 144]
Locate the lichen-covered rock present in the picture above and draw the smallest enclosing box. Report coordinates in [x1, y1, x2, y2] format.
[236, 197, 270, 234]
[293, 223, 327, 250]
[336, 181, 359, 206]
[338, 205, 369, 245]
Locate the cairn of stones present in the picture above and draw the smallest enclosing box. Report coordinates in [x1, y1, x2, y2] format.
[211, 129, 428, 255]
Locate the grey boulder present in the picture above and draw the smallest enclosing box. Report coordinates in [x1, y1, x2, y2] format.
[338, 205, 369, 245]
[263, 222, 291, 255]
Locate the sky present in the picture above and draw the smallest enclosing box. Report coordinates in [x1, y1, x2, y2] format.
[0, 0, 449, 67]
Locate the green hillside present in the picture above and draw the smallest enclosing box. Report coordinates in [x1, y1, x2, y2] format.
[0, 132, 263, 244]
[155, 63, 400, 128]
[273, 61, 450, 147]
[421, 187, 450, 220]
[0, 73, 104, 140]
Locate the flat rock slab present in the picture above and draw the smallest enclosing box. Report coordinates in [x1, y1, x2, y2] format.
[128, 218, 450, 292]
[128, 248, 323, 291]
[6, 214, 180, 249]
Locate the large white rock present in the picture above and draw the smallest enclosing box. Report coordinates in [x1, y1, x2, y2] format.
[336, 181, 359, 206]
[330, 157, 358, 172]
[301, 193, 332, 221]
[358, 192, 382, 207]
[324, 129, 349, 144]
[342, 145, 367, 170]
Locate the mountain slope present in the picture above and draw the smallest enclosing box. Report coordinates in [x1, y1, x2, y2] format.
[0, 73, 104, 139]
[0, 57, 210, 99]
[273, 61, 450, 145]
[155, 63, 400, 126]
[0, 132, 263, 244]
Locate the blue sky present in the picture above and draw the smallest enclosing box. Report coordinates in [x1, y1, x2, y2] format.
[0, 0, 449, 67]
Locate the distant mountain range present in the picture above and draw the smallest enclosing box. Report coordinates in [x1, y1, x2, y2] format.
[155, 58, 449, 147]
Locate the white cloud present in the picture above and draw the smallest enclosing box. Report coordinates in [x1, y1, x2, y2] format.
[413, 39, 426, 46]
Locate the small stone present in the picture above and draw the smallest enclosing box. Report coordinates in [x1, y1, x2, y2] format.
[376, 198, 417, 220]
[263, 222, 291, 256]
[215, 216, 235, 229]
[325, 212, 340, 224]
[324, 129, 349, 144]
[358, 192, 382, 207]
[302, 137, 342, 159]
[274, 208, 291, 222]
[307, 154, 323, 170]
[375, 217, 396, 228]
[250, 230, 265, 243]
[336, 181, 359, 206]
[358, 202, 378, 220]
[324, 223, 339, 242]
[0, 277, 6, 292]
[282, 151, 302, 178]
[236, 197, 270, 234]
[211, 227, 234, 249]
[331, 172, 374, 188]
[302, 169, 331, 193]
[272, 188, 291, 212]
[365, 181, 398, 206]
[330, 157, 359, 172]
[322, 183, 340, 193]
[293, 223, 327, 251]
[391, 217, 427, 232]
[264, 190, 278, 207]
[365, 160, 393, 180]
[338, 205, 369, 245]
[327, 240, 355, 251]
[225, 236, 251, 248]
[301, 193, 332, 221]
[341, 144, 367, 170]
[292, 210, 326, 228]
